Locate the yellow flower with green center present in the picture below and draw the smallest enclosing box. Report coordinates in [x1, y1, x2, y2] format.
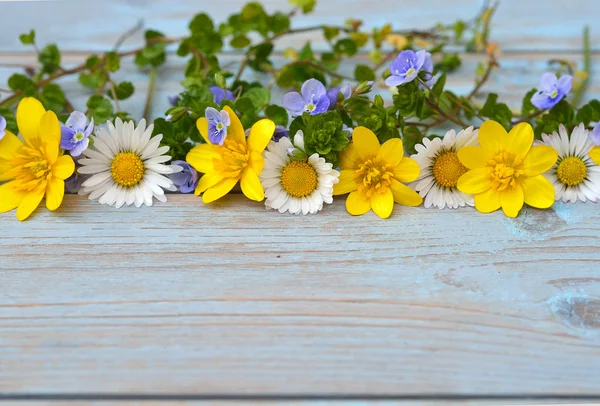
[456, 120, 558, 218]
[0, 98, 75, 221]
[333, 126, 422, 219]
[187, 106, 275, 203]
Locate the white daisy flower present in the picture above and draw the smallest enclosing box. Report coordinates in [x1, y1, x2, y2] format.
[78, 118, 182, 208]
[410, 126, 479, 209]
[260, 131, 340, 215]
[538, 123, 600, 203]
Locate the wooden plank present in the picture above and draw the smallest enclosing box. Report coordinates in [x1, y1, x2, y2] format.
[0, 0, 595, 53]
[1, 52, 598, 120]
[2, 195, 600, 395]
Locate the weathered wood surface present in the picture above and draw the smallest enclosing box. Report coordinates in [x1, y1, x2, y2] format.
[2, 196, 600, 397]
[2, 0, 600, 403]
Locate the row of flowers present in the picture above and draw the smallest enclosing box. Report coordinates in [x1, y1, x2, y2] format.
[0, 50, 597, 221]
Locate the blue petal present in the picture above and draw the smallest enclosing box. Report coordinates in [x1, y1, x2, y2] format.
[311, 95, 330, 115]
[414, 50, 427, 70]
[84, 117, 95, 137]
[539, 72, 558, 92]
[208, 123, 226, 145]
[340, 84, 352, 100]
[205, 107, 222, 124]
[70, 139, 90, 157]
[391, 50, 416, 75]
[60, 127, 77, 150]
[326, 87, 340, 106]
[590, 123, 600, 146]
[385, 75, 406, 87]
[530, 91, 555, 110]
[0, 115, 5, 139]
[219, 109, 231, 126]
[557, 74, 573, 95]
[168, 95, 180, 106]
[301, 78, 327, 102]
[282, 92, 307, 116]
[65, 111, 88, 132]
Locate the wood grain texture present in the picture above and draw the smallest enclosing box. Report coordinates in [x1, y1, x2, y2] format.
[0, 0, 596, 52]
[2, 195, 600, 395]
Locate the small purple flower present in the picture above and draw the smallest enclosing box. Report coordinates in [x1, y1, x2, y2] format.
[168, 95, 180, 106]
[273, 125, 289, 141]
[210, 86, 235, 105]
[326, 84, 352, 106]
[419, 52, 435, 89]
[282, 78, 330, 117]
[205, 107, 230, 145]
[385, 50, 430, 87]
[60, 111, 94, 157]
[170, 160, 199, 194]
[530, 72, 572, 110]
[590, 123, 600, 146]
[342, 124, 354, 137]
[0, 115, 6, 140]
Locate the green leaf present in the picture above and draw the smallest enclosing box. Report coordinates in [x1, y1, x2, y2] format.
[39, 44, 61, 74]
[40, 83, 65, 113]
[235, 97, 255, 113]
[521, 88, 537, 117]
[189, 13, 215, 34]
[19, 30, 35, 45]
[244, 87, 270, 109]
[354, 64, 375, 81]
[0, 107, 18, 134]
[135, 30, 167, 68]
[247, 42, 274, 71]
[231, 35, 251, 48]
[270, 12, 290, 34]
[8, 73, 37, 95]
[79, 70, 106, 89]
[86, 95, 114, 124]
[334, 38, 358, 56]
[265, 104, 289, 127]
[298, 42, 313, 60]
[85, 55, 101, 69]
[434, 53, 462, 73]
[589, 99, 600, 122]
[242, 2, 265, 20]
[432, 73, 446, 96]
[289, 0, 316, 13]
[576, 104, 593, 126]
[323, 26, 340, 41]
[108, 81, 134, 100]
[105, 52, 120, 72]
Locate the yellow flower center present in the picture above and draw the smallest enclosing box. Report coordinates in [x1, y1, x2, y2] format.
[111, 152, 145, 187]
[432, 151, 468, 188]
[556, 156, 587, 187]
[213, 139, 249, 178]
[6, 142, 52, 192]
[487, 151, 524, 192]
[280, 161, 318, 197]
[353, 157, 394, 197]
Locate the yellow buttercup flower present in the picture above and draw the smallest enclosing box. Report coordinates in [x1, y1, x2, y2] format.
[0, 98, 75, 221]
[186, 106, 275, 203]
[589, 146, 600, 166]
[456, 120, 557, 218]
[333, 126, 422, 219]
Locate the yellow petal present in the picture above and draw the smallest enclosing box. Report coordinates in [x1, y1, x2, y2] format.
[522, 145, 558, 177]
[249, 150, 264, 174]
[0, 130, 23, 161]
[16, 190, 44, 221]
[589, 146, 600, 165]
[522, 175, 555, 209]
[0, 181, 25, 213]
[247, 119, 276, 153]
[195, 172, 224, 195]
[457, 168, 492, 194]
[390, 179, 422, 206]
[45, 177, 65, 211]
[377, 138, 404, 167]
[457, 146, 487, 169]
[479, 120, 507, 155]
[223, 105, 245, 145]
[346, 190, 371, 216]
[333, 169, 357, 195]
[196, 117, 210, 144]
[202, 177, 238, 204]
[339, 143, 361, 170]
[370, 188, 394, 219]
[17, 97, 46, 144]
[474, 188, 501, 213]
[352, 126, 380, 160]
[240, 167, 264, 202]
[506, 122, 533, 156]
[0, 160, 12, 181]
[186, 144, 218, 173]
[393, 157, 420, 183]
[500, 185, 524, 218]
[51, 155, 75, 180]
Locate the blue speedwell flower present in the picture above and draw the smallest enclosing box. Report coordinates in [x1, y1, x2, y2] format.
[590, 123, 600, 146]
[210, 86, 235, 105]
[273, 125, 289, 141]
[326, 84, 352, 106]
[170, 160, 199, 194]
[168, 95, 180, 106]
[530, 72, 572, 110]
[205, 107, 231, 145]
[0, 114, 6, 141]
[60, 111, 94, 157]
[386, 50, 431, 87]
[282, 78, 330, 117]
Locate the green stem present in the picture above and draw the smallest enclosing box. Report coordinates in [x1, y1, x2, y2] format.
[143, 68, 157, 121]
[572, 25, 590, 107]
